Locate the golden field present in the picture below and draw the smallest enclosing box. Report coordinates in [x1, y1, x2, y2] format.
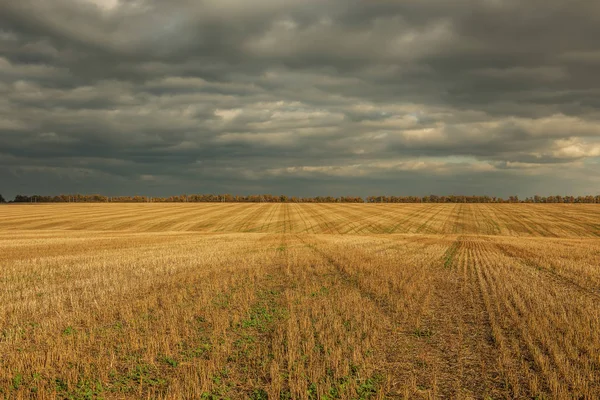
[1, 203, 599, 399]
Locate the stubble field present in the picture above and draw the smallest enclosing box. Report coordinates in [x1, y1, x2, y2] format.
[1, 203, 599, 399]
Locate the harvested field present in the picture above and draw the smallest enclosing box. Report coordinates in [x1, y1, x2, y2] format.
[1, 204, 599, 399]
[1, 203, 600, 236]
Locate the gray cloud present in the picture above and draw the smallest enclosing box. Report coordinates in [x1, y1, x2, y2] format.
[1, 0, 600, 198]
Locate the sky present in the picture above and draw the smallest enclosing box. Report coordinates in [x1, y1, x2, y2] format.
[1, 0, 600, 199]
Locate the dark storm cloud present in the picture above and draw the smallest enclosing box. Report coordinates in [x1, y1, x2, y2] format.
[1, 0, 600, 198]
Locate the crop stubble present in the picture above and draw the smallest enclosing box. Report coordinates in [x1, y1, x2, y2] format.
[0, 204, 599, 399]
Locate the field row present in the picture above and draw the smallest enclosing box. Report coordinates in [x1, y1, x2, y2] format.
[1, 203, 600, 237]
[1, 231, 599, 398]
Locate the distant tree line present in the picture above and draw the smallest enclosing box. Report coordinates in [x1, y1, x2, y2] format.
[7, 194, 366, 203]
[3, 193, 600, 203]
[366, 195, 600, 203]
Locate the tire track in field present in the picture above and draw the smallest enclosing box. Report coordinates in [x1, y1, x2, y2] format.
[274, 203, 289, 234]
[317, 204, 367, 234]
[486, 239, 600, 396]
[295, 234, 445, 326]
[107, 205, 216, 231]
[281, 203, 294, 233]
[231, 203, 270, 232]
[0, 207, 122, 229]
[146, 204, 228, 231]
[79, 205, 215, 231]
[290, 203, 314, 233]
[290, 234, 401, 392]
[507, 206, 558, 237]
[300, 205, 340, 234]
[533, 205, 600, 237]
[438, 204, 460, 234]
[490, 205, 537, 236]
[478, 238, 568, 394]
[415, 205, 447, 234]
[77, 205, 202, 231]
[221, 203, 271, 232]
[472, 238, 600, 398]
[479, 204, 521, 236]
[475, 204, 503, 235]
[258, 203, 281, 232]
[318, 204, 378, 234]
[478, 239, 565, 398]
[480, 204, 509, 236]
[470, 239, 542, 398]
[212, 203, 266, 232]
[296, 235, 463, 397]
[344, 204, 411, 234]
[387, 205, 437, 234]
[463, 204, 484, 234]
[295, 235, 396, 317]
[523, 206, 581, 237]
[323, 204, 405, 234]
[178, 204, 241, 231]
[493, 241, 600, 298]
[405, 237, 505, 398]
[12, 207, 140, 231]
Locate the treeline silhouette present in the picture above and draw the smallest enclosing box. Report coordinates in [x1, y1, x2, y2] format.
[3, 193, 600, 203]
[9, 194, 365, 203]
[366, 195, 600, 203]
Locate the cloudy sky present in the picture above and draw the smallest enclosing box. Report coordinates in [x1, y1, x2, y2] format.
[1, 0, 600, 198]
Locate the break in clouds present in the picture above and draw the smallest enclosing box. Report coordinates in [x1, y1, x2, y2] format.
[1, 0, 600, 198]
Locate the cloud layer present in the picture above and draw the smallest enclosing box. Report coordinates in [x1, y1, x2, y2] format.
[1, 0, 600, 197]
